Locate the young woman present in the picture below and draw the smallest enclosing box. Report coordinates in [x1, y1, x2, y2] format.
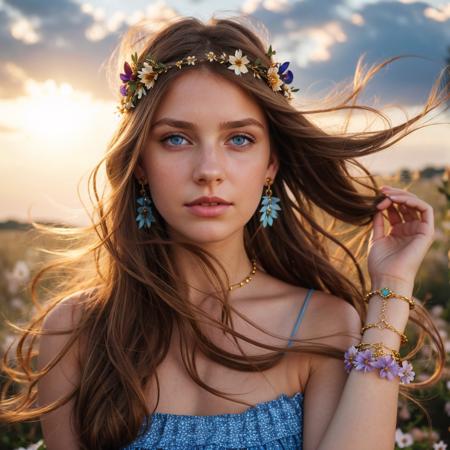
[1, 15, 447, 450]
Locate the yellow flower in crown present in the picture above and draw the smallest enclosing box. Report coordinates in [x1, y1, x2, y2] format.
[267, 65, 283, 92]
[117, 45, 300, 114]
[137, 62, 159, 89]
[227, 49, 249, 75]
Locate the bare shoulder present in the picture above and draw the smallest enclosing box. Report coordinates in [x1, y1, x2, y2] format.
[38, 289, 94, 450]
[41, 289, 92, 361]
[305, 289, 362, 364]
[42, 290, 86, 329]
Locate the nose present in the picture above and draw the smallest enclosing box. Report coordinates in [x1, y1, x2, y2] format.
[192, 146, 225, 185]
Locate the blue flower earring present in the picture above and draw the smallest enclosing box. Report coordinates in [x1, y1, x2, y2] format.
[259, 177, 281, 227]
[135, 178, 156, 229]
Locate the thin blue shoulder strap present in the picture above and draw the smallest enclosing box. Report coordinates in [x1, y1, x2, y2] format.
[287, 288, 315, 347]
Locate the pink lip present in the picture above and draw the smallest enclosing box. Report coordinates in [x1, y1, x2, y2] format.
[185, 196, 231, 206]
[185, 204, 231, 217]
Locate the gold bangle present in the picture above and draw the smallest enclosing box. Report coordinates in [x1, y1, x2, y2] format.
[361, 322, 408, 344]
[355, 342, 401, 362]
[364, 287, 415, 310]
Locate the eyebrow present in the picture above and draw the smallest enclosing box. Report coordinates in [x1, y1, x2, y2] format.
[151, 117, 265, 131]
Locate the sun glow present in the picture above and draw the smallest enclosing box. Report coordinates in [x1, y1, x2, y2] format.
[20, 79, 95, 141]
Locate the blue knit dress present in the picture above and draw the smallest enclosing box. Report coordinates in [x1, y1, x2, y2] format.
[121, 288, 314, 450]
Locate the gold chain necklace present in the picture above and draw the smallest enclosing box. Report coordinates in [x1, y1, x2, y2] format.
[228, 258, 257, 291]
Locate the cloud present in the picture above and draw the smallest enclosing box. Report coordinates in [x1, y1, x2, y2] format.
[81, 0, 179, 42]
[0, 0, 122, 100]
[0, 0, 448, 107]
[247, 0, 449, 105]
[423, 4, 450, 21]
[283, 21, 348, 67]
[9, 16, 41, 44]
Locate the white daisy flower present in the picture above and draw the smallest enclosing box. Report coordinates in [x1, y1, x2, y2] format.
[137, 62, 159, 89]
[267, 66, 283, 91]
[228, 49, 249, 75]
[433, 440, 448, 450]
[395, 428, 413, 448]
[186, 55, 197, 65]
[205, 51, 216, 62]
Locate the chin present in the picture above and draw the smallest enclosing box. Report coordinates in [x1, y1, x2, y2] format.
[170, 223, 240, 244]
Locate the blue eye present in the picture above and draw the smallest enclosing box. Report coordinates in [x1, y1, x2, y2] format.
[162, 134, 188, 146]
[230, 134, 254, 146]
[160, 133, 255, 148]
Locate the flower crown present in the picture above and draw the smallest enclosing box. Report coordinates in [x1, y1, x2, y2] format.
[117, 45, 299, 114]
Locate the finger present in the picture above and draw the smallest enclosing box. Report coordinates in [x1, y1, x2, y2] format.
[380, 187, 419, 202]
[385, 202, 403, 225]
[376, 197, 392, 209]
[370, 209, 385, 241]
[381, 194, 420, 221]
[380, 186, 417, 197]
[386, 194, 434, 228]
[398, 202, 420, 221]
[376, 198, 406, 224]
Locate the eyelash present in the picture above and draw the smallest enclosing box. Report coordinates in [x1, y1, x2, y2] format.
[160, 133, 256, 148]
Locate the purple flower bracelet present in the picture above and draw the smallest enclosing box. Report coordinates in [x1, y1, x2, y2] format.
[344, 344, 415, 384]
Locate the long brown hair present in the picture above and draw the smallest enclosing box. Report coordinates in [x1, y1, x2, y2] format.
[1, 14, 448, 450]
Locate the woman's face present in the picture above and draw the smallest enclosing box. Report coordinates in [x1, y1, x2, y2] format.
[136, 68, 278, 244]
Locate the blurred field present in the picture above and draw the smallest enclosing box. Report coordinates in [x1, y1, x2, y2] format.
[0, 169, 449, 449]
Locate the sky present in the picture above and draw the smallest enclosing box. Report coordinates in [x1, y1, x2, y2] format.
[0, 0, 449, 225]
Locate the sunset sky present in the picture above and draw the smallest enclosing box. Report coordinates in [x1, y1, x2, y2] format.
[0, 0, 449, 226]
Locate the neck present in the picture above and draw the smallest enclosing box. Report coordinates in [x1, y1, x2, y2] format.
[169, 232, 255, 307]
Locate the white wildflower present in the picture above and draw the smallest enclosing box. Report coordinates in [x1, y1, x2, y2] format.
[135, 85, 146, 100]
[185, 55, 197, 65]
[431, 305, 444, 318]
[5, 260, 30, 294]
[205, 51, 216, 62]
[227, 49, 249, 75]
[395, 428, 414, 448]
[137, 62, 158, 89]
[10, 297, 25, 310]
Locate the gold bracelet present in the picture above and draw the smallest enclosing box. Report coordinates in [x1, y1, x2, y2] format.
[361, 322, 408, 344]
[364, 287, 415, 310]
[355, 342, 401, 363]
[361, 286, 408, 344]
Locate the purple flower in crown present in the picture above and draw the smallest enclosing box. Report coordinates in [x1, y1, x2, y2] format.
[120, 84, 128, 96]
[120, 61, 134, 82]
[277, 61, 293, 84]
[372, 354, 400, 381]
[119, 61, 135, 97]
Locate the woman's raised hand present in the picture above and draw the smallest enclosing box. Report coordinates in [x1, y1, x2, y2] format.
[367, 185, 435, 285]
